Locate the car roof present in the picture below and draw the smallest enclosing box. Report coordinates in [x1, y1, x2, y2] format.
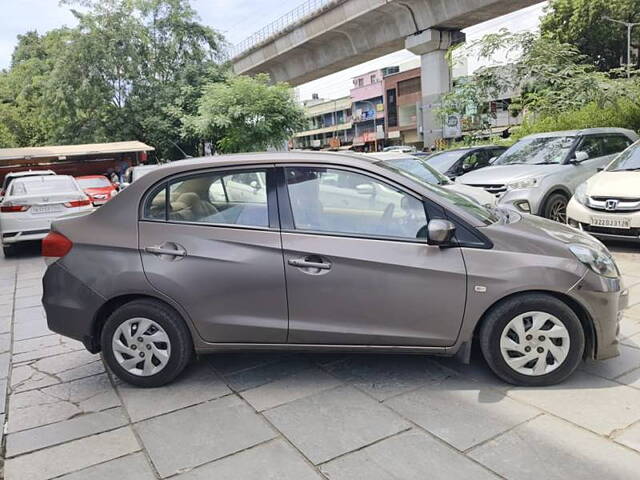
[76, 175, 108, 179]
[6, 170, 56, 178]
[524, 128, 637, 139]
[15, 174, 74, 183]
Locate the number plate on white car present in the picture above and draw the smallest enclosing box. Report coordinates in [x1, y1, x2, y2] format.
[590, 216, 631, 229]
[31, 205, 63, 215]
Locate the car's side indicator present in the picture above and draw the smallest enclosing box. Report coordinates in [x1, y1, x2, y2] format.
[474, 285, 487, 293]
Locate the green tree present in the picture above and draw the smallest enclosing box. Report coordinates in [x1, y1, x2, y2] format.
[541, 0, 640, 71]
[183, 73, 305, 153]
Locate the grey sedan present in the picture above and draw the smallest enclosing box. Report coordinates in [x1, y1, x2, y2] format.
[42, 152, 626, 387]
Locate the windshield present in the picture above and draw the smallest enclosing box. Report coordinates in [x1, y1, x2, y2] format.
[495, 136, 576, 165]
[377, 161, 499, 225]
[606, 142, 640, 171]
[10, 177, 78, 196]
[132, 166, 158, 182]
[425, 150, 468, 173]
[380, 157, 450, 186]
[77, 177, 111, 189]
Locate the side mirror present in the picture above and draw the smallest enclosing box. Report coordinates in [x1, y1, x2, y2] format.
[573, 151, 589, 163]
[462, 163, 473, 172]
[250, 180, 261, 191]
[488, 156, 497, 164]
[427, 219, 456, 246]
[597, 167, 605, 172]
[356, 183, 374, 195]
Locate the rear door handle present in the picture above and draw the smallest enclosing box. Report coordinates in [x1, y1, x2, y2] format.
[145, 245, 186, 257]
[288, 257, 331, 270]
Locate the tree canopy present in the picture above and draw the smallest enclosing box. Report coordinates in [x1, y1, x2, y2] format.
[0, 0, 304, 158]
[541, 0, 640, 71]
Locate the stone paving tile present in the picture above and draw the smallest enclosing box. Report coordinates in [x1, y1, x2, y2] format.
[620, 316, 640, 339]
[115, 361, 231, 422]
[14, 305, 45, 323]
[615, 367, 640, 389]
[613, 421, 640, 452]
[221, 355, 313, 392]
[0, 332, 11, 353]
[621, 332, 640, 349]
[6, 407, 128, 457]
[0, 351, 10, 378]
[0, 293, 13, 305]
[469, 415, 640, 480]
[12, 334, 85, 363]
[14, 285, 42, 299]
[507, 371, 640, 436]
[324, 354, 453, 401]
[13, 315, 50, 341]
[175, 439, 323, 480]
[8, 373, 120, 433]
[4, 426, 140, 480]
[241, 365, 342, 412]
[321, 430, 498, 480]
[580, 344, 640, 379]
[0, 378, 6, 413]
[0, 315, 11, 333]
[385, 376, 540, 451]
[207, 352, 294, 376]
[57, 453, 157, 480]
[264, 385, 410, 465]
[136, 394, 276, 478]
[14, 295, 42, 310]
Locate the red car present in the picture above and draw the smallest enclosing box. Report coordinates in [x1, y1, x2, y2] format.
[75, 175, 117, 206]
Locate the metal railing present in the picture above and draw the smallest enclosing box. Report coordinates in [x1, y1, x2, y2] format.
[229, 0, 333, 59]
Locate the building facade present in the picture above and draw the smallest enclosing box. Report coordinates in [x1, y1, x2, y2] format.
[383, 67, 422, 148]
[293, 95, 353, 150]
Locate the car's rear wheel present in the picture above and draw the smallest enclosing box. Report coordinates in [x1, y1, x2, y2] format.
[543, 193, 568, 223]
[479, 294, 584, 386]
[101, 299, 193, 387]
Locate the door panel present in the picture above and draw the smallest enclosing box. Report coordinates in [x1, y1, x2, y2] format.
[283, 233, 467, 346]
[140, 222, 288, 343]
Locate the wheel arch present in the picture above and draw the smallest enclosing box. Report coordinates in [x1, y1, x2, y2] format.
[469, 289, 595, 361]
[89, 293, 187, 354]
[538, 186, 572, 216]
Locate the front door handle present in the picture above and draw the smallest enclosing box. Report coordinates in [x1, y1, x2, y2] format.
[288, 257, 332, 270]
[145, 244, 186, 257]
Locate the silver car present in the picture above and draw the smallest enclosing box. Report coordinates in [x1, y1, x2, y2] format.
[42, 152, 626, 387]
[457, 128, 638, 221]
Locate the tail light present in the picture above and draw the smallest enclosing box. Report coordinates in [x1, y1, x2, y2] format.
[0, 204, 30, 213]
[64, 199, 91, 208]
[42, 232, 73, 258]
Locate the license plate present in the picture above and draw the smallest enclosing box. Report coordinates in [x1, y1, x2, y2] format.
[590, 216, 631, 229]
[31, 205, 63, 215]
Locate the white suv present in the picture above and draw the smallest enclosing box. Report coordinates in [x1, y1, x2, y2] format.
[457, 128, 638, 222]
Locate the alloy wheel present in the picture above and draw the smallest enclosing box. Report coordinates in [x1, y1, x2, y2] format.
[112, 317, 171, 376]
[549, 198, 567, 223]
[499, 311, 570, 376]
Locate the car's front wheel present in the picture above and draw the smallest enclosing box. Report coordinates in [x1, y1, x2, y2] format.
[101, 299, 193, 387]
[479, 294, 585, 386]
[543, 192, 568, 223]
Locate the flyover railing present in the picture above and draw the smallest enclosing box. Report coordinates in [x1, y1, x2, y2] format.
[229, 0, 333, 59]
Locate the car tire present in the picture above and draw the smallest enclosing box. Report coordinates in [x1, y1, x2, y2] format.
[101, 299, 193, 387]
[479, 293, 585, 386]
[542, 192, 568, 223]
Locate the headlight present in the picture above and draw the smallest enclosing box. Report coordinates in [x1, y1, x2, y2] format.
[569, 244, 619, 278]
[506, 177, 539, 190]
[573, 182, 588, 205]
[110, 190, 117, 197]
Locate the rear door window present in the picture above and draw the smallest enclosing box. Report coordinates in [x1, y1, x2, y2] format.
[602, 135, 633, 156]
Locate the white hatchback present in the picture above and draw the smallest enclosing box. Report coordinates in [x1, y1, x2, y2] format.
[0, 175, 93, 256]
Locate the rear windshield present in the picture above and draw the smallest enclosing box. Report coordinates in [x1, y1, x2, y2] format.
[77, 177, 112, 188]
[380, 157, 450, 186]
[425, 150, 468, 173]
[10, 177, 78, 196]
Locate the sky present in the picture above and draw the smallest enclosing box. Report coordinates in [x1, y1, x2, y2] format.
[0, 0, 547, 100]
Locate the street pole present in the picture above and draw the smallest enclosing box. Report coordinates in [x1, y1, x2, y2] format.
[604, 16, 640, 78]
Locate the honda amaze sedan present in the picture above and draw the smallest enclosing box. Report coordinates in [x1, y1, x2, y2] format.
[41, 152, 626, 388]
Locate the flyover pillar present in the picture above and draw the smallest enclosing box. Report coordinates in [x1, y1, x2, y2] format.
[405, 29, 462, 149]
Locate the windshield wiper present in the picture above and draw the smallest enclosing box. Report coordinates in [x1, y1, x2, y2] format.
[616, 167, 640, 171]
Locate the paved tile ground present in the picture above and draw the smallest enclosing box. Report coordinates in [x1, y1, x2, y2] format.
[1, 243, 640, 479]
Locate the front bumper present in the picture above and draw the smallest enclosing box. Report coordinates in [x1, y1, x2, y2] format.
[568, 269, 626, 360]
[42, 261, 105, 352]
[496, 188, 543, 215]
[567, 198, 640, 241]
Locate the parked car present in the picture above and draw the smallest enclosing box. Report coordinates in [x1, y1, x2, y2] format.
[0, 170, 56, 200]
[457, 128, 638, 221]
[567, 140, 640, 241]
[422, 146, 507, 179]
[76, 175, 118, 206]
[383, 145, 416, 153]
[1, 175, 92, 257]
[42, 152, 625, 388]
[121, 164, 161, 188]
[366, 152, 497, 206]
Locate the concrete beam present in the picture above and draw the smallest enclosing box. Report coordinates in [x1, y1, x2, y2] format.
[232, 0, 541, 86]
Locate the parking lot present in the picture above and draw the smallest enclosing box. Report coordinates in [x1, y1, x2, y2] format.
[0, 243, 639, 480]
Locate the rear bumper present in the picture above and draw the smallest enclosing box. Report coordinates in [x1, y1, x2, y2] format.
[42, 261, 105, 352]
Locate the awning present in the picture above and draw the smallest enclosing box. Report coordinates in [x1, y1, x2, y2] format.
[0, 141, 155, 161]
